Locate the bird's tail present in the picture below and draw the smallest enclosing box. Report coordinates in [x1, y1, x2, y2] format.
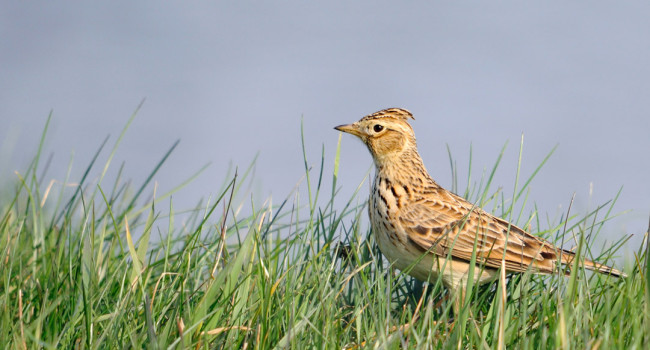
[559, 250, 627, 278]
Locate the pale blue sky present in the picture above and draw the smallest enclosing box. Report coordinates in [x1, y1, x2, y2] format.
[2, 2, 648, 254]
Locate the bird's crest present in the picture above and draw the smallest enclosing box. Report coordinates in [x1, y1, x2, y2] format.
[363, 108, 414, 121]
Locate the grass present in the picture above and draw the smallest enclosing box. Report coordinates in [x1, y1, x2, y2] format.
[1, 113, 648, 349]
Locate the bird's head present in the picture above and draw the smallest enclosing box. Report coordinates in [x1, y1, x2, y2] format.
[335, 108, 417, 164]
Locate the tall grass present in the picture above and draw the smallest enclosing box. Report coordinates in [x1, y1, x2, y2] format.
[1, 114, 646, 349]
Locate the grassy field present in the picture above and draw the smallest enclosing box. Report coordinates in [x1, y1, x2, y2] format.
[1, 115, 648, 349]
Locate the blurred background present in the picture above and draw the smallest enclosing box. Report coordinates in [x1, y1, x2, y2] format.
[1, 2, 648, 255]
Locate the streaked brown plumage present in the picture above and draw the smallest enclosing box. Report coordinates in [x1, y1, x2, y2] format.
[335, 107, 625, 312]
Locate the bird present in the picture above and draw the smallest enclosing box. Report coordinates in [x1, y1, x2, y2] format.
[334, 107, 625, 314]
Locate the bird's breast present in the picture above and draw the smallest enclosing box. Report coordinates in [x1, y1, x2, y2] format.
[370, 177, 419, 271]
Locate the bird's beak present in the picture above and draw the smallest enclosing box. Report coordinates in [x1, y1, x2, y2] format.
[334, 123, 363, 137]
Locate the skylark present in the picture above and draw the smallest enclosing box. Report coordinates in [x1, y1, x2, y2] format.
[335, 108, 625, 312]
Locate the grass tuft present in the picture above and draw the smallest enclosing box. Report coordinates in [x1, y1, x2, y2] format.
[0, 113, 644, 349]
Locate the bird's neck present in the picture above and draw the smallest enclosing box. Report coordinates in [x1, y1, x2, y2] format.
[374, 148, 438, 188]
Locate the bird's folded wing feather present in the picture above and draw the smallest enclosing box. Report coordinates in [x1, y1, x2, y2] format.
[398, 198, 559, 273]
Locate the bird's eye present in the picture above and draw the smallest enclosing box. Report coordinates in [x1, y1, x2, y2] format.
[373, 124, 384, 132]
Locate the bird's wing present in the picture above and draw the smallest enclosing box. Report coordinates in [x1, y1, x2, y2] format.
[398, 192, 559, 273]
